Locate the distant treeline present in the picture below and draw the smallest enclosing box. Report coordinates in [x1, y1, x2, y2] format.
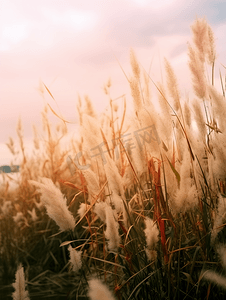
[0, 165, 20, 173]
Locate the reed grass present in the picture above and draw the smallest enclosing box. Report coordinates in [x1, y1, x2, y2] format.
[1, 17, 226, 299]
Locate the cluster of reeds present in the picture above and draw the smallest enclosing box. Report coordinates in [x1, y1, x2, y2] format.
[1, 17, 226, 299]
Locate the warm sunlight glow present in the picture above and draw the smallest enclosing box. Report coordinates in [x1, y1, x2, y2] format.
[42, 8, 97, 31]
[1, 23, 29, 51]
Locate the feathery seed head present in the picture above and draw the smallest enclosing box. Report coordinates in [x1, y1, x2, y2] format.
[192, 99, 206, 139]
[202, 270, 226, 290]
[104, 154, 124, 198]
[144, 217, 159, 261]
[144, 217, 159, 250]
[80, 114, 102, 156]
[145, 249, 157, 262]
[88, 278, 116, 300]
[190, 17, 216, 65]
[184, 101, 192, 128]
[94, 201, 107, 222]
[173, 182, 198, 214]
[29, 178, 75, 232]
[84, 95, 97, 118]
[217, 244, 226, 270]
[191, 18, 209, 63]
[211, 194, 226, 244]
[12, 264, 30, 300]
[130, 77, 142, 114]
[188, 45, 207, 99]
[206, 24, 216, 64]
[68, 245, 82, 273]
[164, 58, 180, 111]
[130, 48, 140, 80]
[82, 168, 100, 203]
[208, 85, 226, 130]
[77, 203, 90, 219]
[105, 204, 121, 252]
[110, 192, 124, 213]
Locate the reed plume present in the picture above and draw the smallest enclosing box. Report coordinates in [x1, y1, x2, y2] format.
[191, 17, 216, 65]
[164, 58, 181, 112]
[211, 194, 226, 244]
[130, 48, 141, 80]
[12, 264, 30, 300]
[144, 217, 159, 261]
[82, 168, 100, 204]
[206, 23, 216, 65]
[191, 18, 209, 63]
[68, 245, 82, 273]
[88, 278, 116, 300]
[188, 45, 207, 99]
[29, 177, 75, 232]
[84, 95, 97, 118]
[105, 204, 121, 252]
[130, 77, 142, 114]
[202, 270, 226, 290]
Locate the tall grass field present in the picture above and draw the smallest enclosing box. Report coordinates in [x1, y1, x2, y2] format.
[1, 17, 226, 299]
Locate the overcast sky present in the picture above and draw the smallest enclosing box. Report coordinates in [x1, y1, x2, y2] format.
[1, 0, 226, 165]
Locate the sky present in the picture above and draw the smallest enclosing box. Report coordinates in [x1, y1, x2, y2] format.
[1, 0, 226, 165]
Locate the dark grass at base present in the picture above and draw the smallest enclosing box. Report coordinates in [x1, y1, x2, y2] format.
[0, 280, 89, 300]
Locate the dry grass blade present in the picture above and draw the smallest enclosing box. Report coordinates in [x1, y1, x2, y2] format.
[119, 96, 127, 135]
[85, 256, 126, 269]
[165, 155, 180, 187]
[47, 103, 75, 124]
[219, 70, 225, 97]
[127, 272, 156, 300]
[112, 51, 130, 83]
[100, 128, 112, 159]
